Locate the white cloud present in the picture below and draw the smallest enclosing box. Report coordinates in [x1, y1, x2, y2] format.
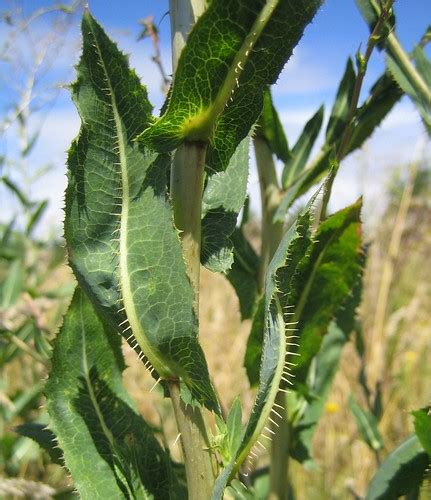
[273, 47, 336, 97]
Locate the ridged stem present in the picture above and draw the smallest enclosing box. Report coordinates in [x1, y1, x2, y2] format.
[168, 2, 215, 498]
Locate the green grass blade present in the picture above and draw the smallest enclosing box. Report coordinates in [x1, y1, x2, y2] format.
[65, 12, 219, 412]
[139, 0, 322, 172]
[46, 288, 180, 499]
[349, 394, 384, 451]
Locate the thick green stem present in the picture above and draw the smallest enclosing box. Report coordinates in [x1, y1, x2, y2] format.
[254, 136, 289, 497]
[168, 2, 215, 498]
[170, 141, 207, 312]
[168, 381, 215, 500]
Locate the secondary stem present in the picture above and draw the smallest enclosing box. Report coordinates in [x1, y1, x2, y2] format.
[318, 3, 390, 222]
[168, 2, 215, 498]
[254, 136, 284, 290]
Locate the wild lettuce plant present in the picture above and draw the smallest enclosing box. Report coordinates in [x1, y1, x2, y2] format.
[20, 0, 431, 498]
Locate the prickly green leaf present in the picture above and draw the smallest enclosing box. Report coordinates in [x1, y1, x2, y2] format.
[226, 228, 260, 320]
[201, 138, 250, 273]
[139, 0, 322, 172]
[282, 105, 324, 188]
[326, 58, 356, 145]
[412, 408, 431, 456]
[65, 13, 219, 412]
[46, 288, 180, 500]
[347, 72, 402, 153]
[366, 435, 428, 500]
[213, 206, 315, 498]
[244, 298, 265, 386]
[349, 394, 384, 451]
[289, 200, 363, 382]
[259, 87, 290, 162]
[15, 423, 64, 466]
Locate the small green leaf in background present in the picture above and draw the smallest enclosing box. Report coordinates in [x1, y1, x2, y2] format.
[0, 259, 23, 308]
[201, 137, 250, 273]
[347, 72, 403, 154]
[226, 228, 260, 320]
[349, 394, 384, 451]
[26, 200, 48, 236]
[412, 407, 431, 456]
[366, 435, 428, 500]
[1, 176, 32, 208]
[326, 58, 356, 145]
[46, 288, 181, 500]
[282, 104, 324, 188]
[386, 46, 431, 134]
[259, 87, 290, 163]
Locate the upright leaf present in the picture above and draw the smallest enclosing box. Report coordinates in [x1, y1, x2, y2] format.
[259, 87, 290, 163]
[46, 288, 180, 499]
[65, 13, 218, 412]
[288, 199, 363, 382]
[347, 72, 402, 153]
[366, 435, 428, 500]
[326, 58, 356, 145]
[213, 205, 315, 498]
[282, 105, 324, 188]
[386, 48, 431, 134]
[139, 0, 322, 173]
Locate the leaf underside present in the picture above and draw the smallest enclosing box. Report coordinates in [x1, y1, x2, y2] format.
[65, 12, 218, 412]
[139, 0, 322, 175]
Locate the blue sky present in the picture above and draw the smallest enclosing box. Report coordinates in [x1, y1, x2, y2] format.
[1, 0, 430, 235]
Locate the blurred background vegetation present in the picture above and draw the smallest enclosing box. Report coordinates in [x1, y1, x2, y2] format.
[0, 1, 430, 498]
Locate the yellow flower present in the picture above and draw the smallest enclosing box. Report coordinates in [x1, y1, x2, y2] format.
[325, 401, 340, 414]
